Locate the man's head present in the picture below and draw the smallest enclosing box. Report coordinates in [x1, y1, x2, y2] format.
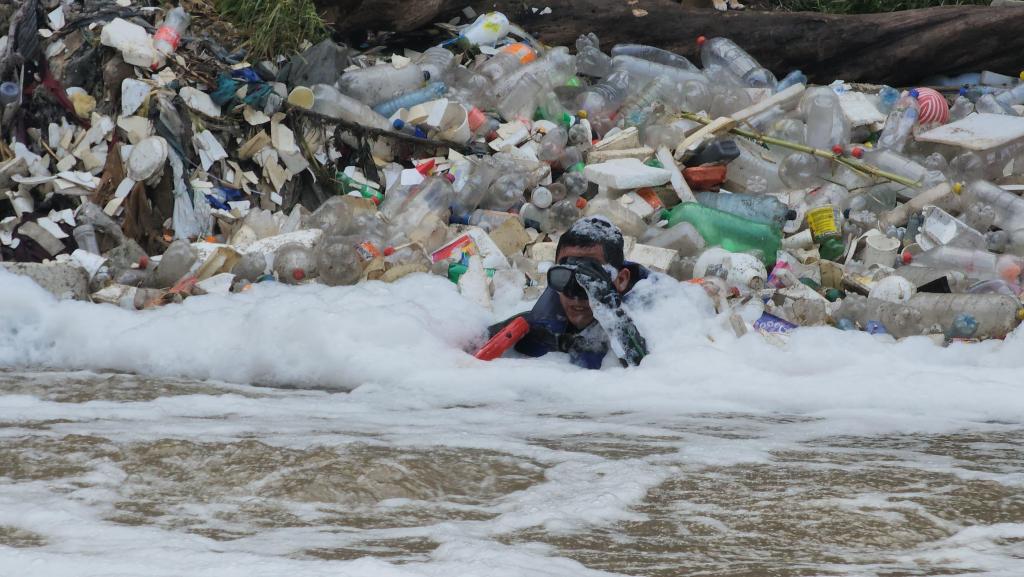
[553, 216, 631, 329]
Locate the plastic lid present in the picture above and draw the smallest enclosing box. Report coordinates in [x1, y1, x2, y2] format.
[959, 87, 968, 96]
[577, 109, 588, 119]
[467, 107, 486, 132]
[576, 197, 588, 209]
[696, 36, 707, 46]
[292, 269, 306, 281]
[851, 147, 864, 159]
[383, 246, 395, 256]
[1020, 71, 1024, 81]
[423, 71, 431, 81]
[953, 182, 963, 194]
[393, 119, 406, 129]
[1018, 308, 1024, 321]
[909, 89, 920, 98]
[138, 255, 149, 269]
[831, 145, 844, 155]
[416, 158, 436, 174]
[901, 251, 913, 265]
[785, 209, 797, 221]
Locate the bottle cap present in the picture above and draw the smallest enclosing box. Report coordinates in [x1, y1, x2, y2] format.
[416, 158, 436, 175]
[958, 86, 968, 96]
[1017, 308, 1024, 321]
[423, 71, 431, 81]
[532, 186, 553, 209]
[576, 197, 588, 210]
[831, 145, 843, 155]
[785, 209, 797, 221]
[393, 119, 406, 130]
[138, 255, 149, 269]
[383, 246, 395, 256]
[577, 109, 588, 119]
[696, 36, 707, 47]
[901, 251, 913, 265]
[851, 147, 864, 159]
[953, 182, 963, 194]
[909, 89, 920, 98]
[1020, 71, 1024, 81]
[292, 268, 306, 281]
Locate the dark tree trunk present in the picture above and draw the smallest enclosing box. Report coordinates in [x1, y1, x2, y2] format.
[321, 0, 1024, 86]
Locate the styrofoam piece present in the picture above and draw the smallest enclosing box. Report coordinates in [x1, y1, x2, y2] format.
[916, 113, 1024, 151]
[99, 18, 156, 68]
[239, 229, 323, 255]
[121, 78, 150, 116]
[179, 87, 222, 118]
[838, 91, 885, 127]
[583, 158, 671, 190]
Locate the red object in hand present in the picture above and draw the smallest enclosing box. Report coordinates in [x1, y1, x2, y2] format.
[474, 317, 530, 361]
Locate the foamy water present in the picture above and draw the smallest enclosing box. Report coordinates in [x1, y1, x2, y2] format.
[2, 268, 1023, 576]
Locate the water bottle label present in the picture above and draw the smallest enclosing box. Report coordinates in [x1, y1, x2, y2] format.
[753, 312, 797, 334]
[154, 26, 182, 50]
[807, 205, 839, 238]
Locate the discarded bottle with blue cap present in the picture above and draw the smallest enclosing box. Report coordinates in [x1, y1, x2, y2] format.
[373, 82, 447, 118]
[876, 90, 919, 153]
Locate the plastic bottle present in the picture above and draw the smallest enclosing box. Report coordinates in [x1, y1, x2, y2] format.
[416, 46, 456, 82]
[906, 293, 1024, 339]
[450, 159, 497, 217]
[575, 33, 613, 78]
[273, 243, 317, 284]
[385, 176, 455, 230]
[802, 88, 849, 150]
[309, 196, 356, 234]
[583, 197, 649, 238]
[373, 82, 446, 118]
[0, 82, 19, 106]
[876, 90, 919, 152]
[903, 245, 1005, 280]
[961, 180, 1024, 232]
[316, 235, 376, 286]
[73, 225, 101, 255]
[151, 239, 197, 288]
[880, 182, 957, 227]
[311, 84, 393, 131]
[481, 172, 528, 211]
[493, 46, 575, 104]
[337, 63, 427, 107]
[477, 51, 528, 83]
[660, 202, 782, 265]
[153, 7, 191, 66]
[950, 141, 1024, 183]
[640, 221, 706, 256]
[976, 93, 1015, 116]
[916, 205, 987, 251]
[850, 146, 932, 191]
[610, 55, 707, 89]
[723, 140, 786, 194]
[876, 86, 901, 114]
[575, 68, 631, 133]
[610, 44, 700, 72]
[453, 209, 516, 232]
[948, 88, 974, 122]
[994, 81, 1024, 110]
[520, 198, 584, 234]
[697, 36, 777, 91]
[618, 77, 667, 128]
[806, 204, 845, 261]
[538, 126, 569, 163]
[695, 191, 796, 228]
[776, 70, 808, 92]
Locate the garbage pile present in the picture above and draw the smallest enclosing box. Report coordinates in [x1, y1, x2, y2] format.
[4, 4, 1024, 343]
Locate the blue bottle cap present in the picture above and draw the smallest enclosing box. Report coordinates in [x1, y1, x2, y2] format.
[909, 89, 920, 98]
[392, 119, 406, 130]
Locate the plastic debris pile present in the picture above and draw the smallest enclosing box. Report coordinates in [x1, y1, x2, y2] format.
[4, 3, 1024, 344]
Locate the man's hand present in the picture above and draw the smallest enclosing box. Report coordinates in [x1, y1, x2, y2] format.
[572, 260, 647, 367]
[572, 259, 621, 309]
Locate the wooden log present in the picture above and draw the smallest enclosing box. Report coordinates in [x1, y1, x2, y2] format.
[321, 0, 1024, 85]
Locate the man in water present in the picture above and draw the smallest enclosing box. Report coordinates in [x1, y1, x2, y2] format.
[490, 216, 648, 369]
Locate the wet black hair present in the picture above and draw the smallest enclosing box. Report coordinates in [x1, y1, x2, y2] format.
[555, 216, 625, 268]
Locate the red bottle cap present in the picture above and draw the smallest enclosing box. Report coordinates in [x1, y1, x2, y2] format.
[138, 255, 149, 269]
[576, 197, 588, 209]
[416, 158, 436, 175]
[852, 147, 864, 159]
[383, 246, 395, 256]
[292, 268, 306, 281]
[831, 145, 843, 155]
[696, 36, 707, 47]
[901, 252, 913, 265]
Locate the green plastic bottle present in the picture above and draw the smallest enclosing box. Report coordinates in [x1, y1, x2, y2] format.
[661, 202, 781, 266]
[806, 204, 845, 261]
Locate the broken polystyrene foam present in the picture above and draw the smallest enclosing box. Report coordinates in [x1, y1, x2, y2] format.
[244, 106, 271, 125]
[179, 87, 222, 118]
[586, 146, 655, 164]
[192, 130, 228, 171]
[917, 113, 1024, 151]
[47, 6, 66, 31]
[70, 249, 108, 279]
[270, 116, 300, 154]
[593, 126, 640, 151]
[121, 78, 150, 116]
[56, 171, 101, 190]
[838, 91, 885, 127]
[583, 158, 671, 190]
[99, 18, 156, 68]
[239, 229, 323, 255]
[196, 273, 235, 295]
[36, 217, 69, 240]
[116, 116, 154, 144]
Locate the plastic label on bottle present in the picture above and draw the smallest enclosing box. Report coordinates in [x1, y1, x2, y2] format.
[753, 312, 797, 334]
[355, 242, 382, 262]
[154, 26, 182, 51]
[807, 205, 839, 238]
[635, 187, 664, 211]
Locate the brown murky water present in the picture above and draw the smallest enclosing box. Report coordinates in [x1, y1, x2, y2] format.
[1, 369, 1022, 576]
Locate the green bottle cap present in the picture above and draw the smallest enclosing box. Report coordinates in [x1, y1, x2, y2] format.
[819, 237, 845, 262]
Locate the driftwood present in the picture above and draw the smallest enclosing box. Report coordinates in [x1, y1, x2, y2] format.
[319, 0, 1024, 86]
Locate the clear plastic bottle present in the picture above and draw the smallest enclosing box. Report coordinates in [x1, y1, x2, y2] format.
[372, 82, 446, 118]
[575, 68, 631, 133]
[308, 196, 355, 234]
[723, 140, 786, 194]
[450, 158, 498, 217]
[948, 88, 974, 122]
[416, 46, 456, 82]
[316, 234, 376, 286]
[962, 180, 1024, 231]
[610, 54, 708, 89]
[337, 62, 427, 107]
[582, 197, 649, 238]
[695, 191, 796, 228]
[493, 46, 575, 106]
[976, 93, 1015, 115]
[575, 33, 613, 78]
[906, 293, 1023, 339]
[916, 205, 987, 251]
[481, 172, 528, 211]
[618, 77, 666, 128]
[538, 126, 568, 163]
[455, 209, 516, 232]
[520, 198, 583, 234]
[950, 141, 1024, 182]
[903, 245, 1002, 280]
[640, 221, 706, 256]
[73, 225, 101, 255]
[151, 239, 197, 288]
[697, 36, 777, 91]
[311, 84, 394, 131]
[385, 176, 455, 230]
[660, 202, 782, 265]
[994, 81, 1024, 110]
[610, 44, 700, 72]
[876, 90, 919, 152]
[153, 6, 191, 67]
[776, 69, 808, 92]
[273, 243, 317, 284]
[476, 51, 527, 83]
[801, 87, 849, 150]
[851, 146, 932, 191]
